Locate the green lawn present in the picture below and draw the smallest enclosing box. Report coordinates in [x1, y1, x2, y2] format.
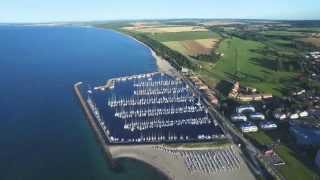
[200, 37, 297, 96]
[148, 31, 220, 42]
[246, 132, 318, 180]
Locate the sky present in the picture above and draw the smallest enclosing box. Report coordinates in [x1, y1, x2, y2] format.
[1, 0, 319, 23]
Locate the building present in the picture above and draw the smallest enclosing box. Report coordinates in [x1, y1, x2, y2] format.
[230, 113, 247, 122]
[239, 122, 258, 133]
[228, 81, 272, 102]
[249, 112, 265, 120]
[236, 105, 255, 114]
[273, 111, 287, 120]
[259, 121, 278, 130]
[181, 67, 191, 75]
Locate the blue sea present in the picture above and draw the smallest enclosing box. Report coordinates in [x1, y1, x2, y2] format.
[0, 25, 167, 180]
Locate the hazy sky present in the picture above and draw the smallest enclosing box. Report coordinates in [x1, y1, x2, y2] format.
[1, 0, 319, 23]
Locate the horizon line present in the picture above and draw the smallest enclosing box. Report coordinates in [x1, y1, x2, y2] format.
[1, 17, 320, 24]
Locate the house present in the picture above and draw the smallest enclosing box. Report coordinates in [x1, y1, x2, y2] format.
[181, 67, 190, 75]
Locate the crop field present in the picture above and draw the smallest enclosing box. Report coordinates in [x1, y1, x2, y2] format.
[163, 38, 218, 56]
[122, 25, 208, 33]
[148, 31, 220, 42]
[300, 37, 320, 47]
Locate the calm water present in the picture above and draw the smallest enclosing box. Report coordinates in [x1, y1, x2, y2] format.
[0, 25, 167, 180]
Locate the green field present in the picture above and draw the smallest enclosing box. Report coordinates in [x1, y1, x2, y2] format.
[246, 132, 319, 180]
[163, 41, 189, 55]
[148, 31, 220, 42]
[197, 37, 297, 96]
[286, 27, 320, 32]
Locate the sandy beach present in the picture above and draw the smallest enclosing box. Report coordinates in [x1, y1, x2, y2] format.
[109, 144, 255, 180]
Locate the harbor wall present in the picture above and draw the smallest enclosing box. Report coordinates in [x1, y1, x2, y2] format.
[73, 82, 116, 168]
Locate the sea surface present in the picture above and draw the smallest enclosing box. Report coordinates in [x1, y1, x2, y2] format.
[0, 25, 167, 180]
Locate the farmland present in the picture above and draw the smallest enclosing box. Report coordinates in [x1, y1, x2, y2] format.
[122, 25, 208, 33]
[300, 37, 320, 47]
[148, 31, 220, 42]
[163, 38, 218, 56]
[196, 37, 297, 96]
[146, 31, 221, 57]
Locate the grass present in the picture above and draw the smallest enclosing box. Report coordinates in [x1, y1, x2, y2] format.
[246, 131, 319, 180]
[163, 38, 217, 56]
[148, 31, 221, 42]
[163, 41, 189, 55]
[198, 37, 297, 96]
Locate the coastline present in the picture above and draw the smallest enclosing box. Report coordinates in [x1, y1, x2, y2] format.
[108, 29, 179, 77]
[74, 28, 255, 180]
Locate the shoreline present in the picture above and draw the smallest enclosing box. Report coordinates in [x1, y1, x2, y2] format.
[74, 28, 255, 180]
[108, 29, 179, 77]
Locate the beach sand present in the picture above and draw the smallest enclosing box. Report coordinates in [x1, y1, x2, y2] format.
[109, 145, 256, 180]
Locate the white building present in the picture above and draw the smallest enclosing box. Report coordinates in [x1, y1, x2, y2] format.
[290, 113, 299, 120]
[273, 112, 287, 120]
[236, 105, 255, 114]
[240, 122, 258, 133]
[230, 113, 247, 122]
[259, 121, 278, 130]
[299, 111, 309, 117]
[249, 112, 265, 120]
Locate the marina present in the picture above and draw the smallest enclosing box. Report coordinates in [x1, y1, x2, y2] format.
[80, 72, 224, 144]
